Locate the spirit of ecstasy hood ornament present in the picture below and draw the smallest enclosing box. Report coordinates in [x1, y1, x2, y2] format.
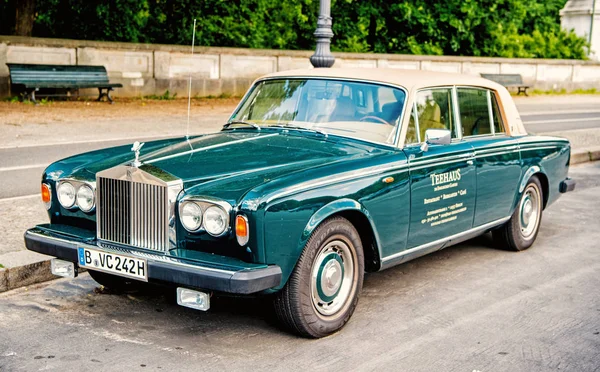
[131, 141, 145, 167]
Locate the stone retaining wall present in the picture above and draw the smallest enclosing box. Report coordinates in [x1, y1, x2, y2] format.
[2, 35, 600, 98]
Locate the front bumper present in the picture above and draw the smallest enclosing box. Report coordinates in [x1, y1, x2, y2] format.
[24, 227, 282, 294]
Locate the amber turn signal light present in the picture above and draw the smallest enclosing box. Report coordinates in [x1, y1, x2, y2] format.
[41, 183, 52, 209]
[235, 215, 249, 246]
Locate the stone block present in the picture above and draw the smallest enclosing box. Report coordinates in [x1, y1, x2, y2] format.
[154, 51, 219, 80]
[536, 64, 573, 82]
[571, 65, 600, 83]
[6, 45, 76, 66]
[462, 62, 500, 76]
[0, 43, 8, 76]
[377, 59, 420, 70]
[570, 150, 590, 164]
[0, 268, 7, 292]
[6, 259, 56, 291]
[205, 79, 223, 96]
[0, 76, 9, 98]
[77, 47, 153, 78]
[220, 54, 277, 79]
[421, 61, 462, 73]
[334, 58, 377, 69]
[277, 56, 312, 71]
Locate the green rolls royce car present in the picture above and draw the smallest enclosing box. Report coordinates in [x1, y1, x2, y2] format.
[25, 68, 575, 338]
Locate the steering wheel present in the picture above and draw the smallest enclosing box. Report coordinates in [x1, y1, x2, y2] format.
[359, 115, 393, 126]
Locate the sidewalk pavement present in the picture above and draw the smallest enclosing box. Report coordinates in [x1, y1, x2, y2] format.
[1, 96, 599, 293]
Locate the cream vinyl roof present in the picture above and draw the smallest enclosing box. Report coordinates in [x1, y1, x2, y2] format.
[257, 68, 527, 137]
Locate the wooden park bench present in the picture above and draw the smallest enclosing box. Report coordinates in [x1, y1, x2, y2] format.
[480, 73, 531, 96]
[7, 63, 123, 104]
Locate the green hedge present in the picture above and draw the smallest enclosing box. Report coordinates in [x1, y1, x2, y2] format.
[0, 0, 588, 59]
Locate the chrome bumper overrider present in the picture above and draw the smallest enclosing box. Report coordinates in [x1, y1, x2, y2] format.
[24, 228, 282, 294]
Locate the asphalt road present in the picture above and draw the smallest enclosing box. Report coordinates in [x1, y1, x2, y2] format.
[1, 162, 598, 371]
[1, 101, 598, 199]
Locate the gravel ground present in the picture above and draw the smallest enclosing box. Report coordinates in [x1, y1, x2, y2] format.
[0, 98, 238, 148]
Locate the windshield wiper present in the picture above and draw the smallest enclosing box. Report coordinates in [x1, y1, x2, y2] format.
[268, 123, 328, 138]
[223, 120, 261, 130]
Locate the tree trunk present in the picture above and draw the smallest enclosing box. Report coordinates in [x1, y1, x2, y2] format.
[15, 0, 36, 37]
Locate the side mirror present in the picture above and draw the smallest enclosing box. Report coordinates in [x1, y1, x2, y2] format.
[420, 129, 451, 152]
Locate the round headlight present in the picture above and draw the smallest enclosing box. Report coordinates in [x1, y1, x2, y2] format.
[181, 202, 203, 232]
[203, 206, 229, 236]
[76, 184, 95, 212]
[57, 182, 76, 209]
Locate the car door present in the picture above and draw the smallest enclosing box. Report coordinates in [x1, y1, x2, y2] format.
[403, 87, 477, 249]
[456, 87, 522, 226]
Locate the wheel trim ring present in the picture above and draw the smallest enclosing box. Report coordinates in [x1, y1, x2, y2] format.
[310, 237, 357, 318]
[519, 184, 541, 239]
[315, 253, 344, 303]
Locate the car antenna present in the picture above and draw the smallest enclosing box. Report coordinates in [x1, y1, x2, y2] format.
[185, 18, 197, 144]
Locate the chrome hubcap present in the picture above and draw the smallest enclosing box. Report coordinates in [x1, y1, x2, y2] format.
[520, 185, 540, 239]
[311, 239, 355, 317]
[321, 259, 343, 297]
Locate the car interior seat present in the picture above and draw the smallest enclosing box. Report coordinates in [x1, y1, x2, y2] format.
[329, 97, 357, 122]
[418, 101, 446, 140]
[380, 90, 405, 124]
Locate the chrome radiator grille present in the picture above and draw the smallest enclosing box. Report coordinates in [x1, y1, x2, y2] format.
[97, 177, 169, 252]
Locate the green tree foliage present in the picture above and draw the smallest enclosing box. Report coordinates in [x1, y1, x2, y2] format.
[0, 0, 588, 59]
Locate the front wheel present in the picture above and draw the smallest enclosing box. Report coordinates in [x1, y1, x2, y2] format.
[273, 216, 364, 338]
[493, 176, 544, 251]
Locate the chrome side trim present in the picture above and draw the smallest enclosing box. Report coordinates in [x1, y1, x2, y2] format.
[519, 145, 561, 151]
[264, 161, 409, 204]
[381, 216, 511, 267]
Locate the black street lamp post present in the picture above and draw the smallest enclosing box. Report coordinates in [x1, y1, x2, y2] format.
[310, 0, 335, 68]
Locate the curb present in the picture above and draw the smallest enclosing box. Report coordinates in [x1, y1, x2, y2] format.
[571, 146, 600, 165]
[0, 256, 57, 293]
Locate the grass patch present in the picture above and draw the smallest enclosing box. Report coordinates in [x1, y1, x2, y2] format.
[143, 90, 178, 100]
[515, 88, 600, 96]
[204, 92, 234, 99]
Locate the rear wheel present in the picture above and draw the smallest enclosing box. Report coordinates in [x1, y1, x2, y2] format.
[493, 176, 543, 251]
[274, 216, 364, 338]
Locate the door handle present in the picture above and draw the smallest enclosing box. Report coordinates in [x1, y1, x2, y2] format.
[467, 160, 474, 165]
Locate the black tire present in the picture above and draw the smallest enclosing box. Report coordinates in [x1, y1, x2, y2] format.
[87, 269, 143, 293]
[273, 216, 364, 338]
[493, 176, 544, 251]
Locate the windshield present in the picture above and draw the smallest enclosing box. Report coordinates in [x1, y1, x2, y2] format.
[230, 78, 406, 145]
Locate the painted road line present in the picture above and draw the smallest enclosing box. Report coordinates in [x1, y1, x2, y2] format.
[0, 164, 47, 172]
[0, 194, 39, 202]
[520, 109, 600, 116]
[522, 117, 600, 125]
[0, 134, 176, 150]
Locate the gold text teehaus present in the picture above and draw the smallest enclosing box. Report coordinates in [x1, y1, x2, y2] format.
[430, 169, 462, 186]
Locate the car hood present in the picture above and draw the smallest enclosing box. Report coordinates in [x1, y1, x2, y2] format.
[46, 130, 387, 203]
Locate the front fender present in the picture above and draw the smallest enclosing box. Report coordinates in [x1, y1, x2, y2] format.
[298, 198, 382, 261]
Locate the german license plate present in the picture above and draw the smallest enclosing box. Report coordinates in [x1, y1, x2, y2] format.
[78, 247, 148, 281]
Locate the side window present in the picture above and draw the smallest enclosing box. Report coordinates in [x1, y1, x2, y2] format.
[414, 88, 456, 140]
[491, 94, 505, 134]
[457, 88, 491, 136]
